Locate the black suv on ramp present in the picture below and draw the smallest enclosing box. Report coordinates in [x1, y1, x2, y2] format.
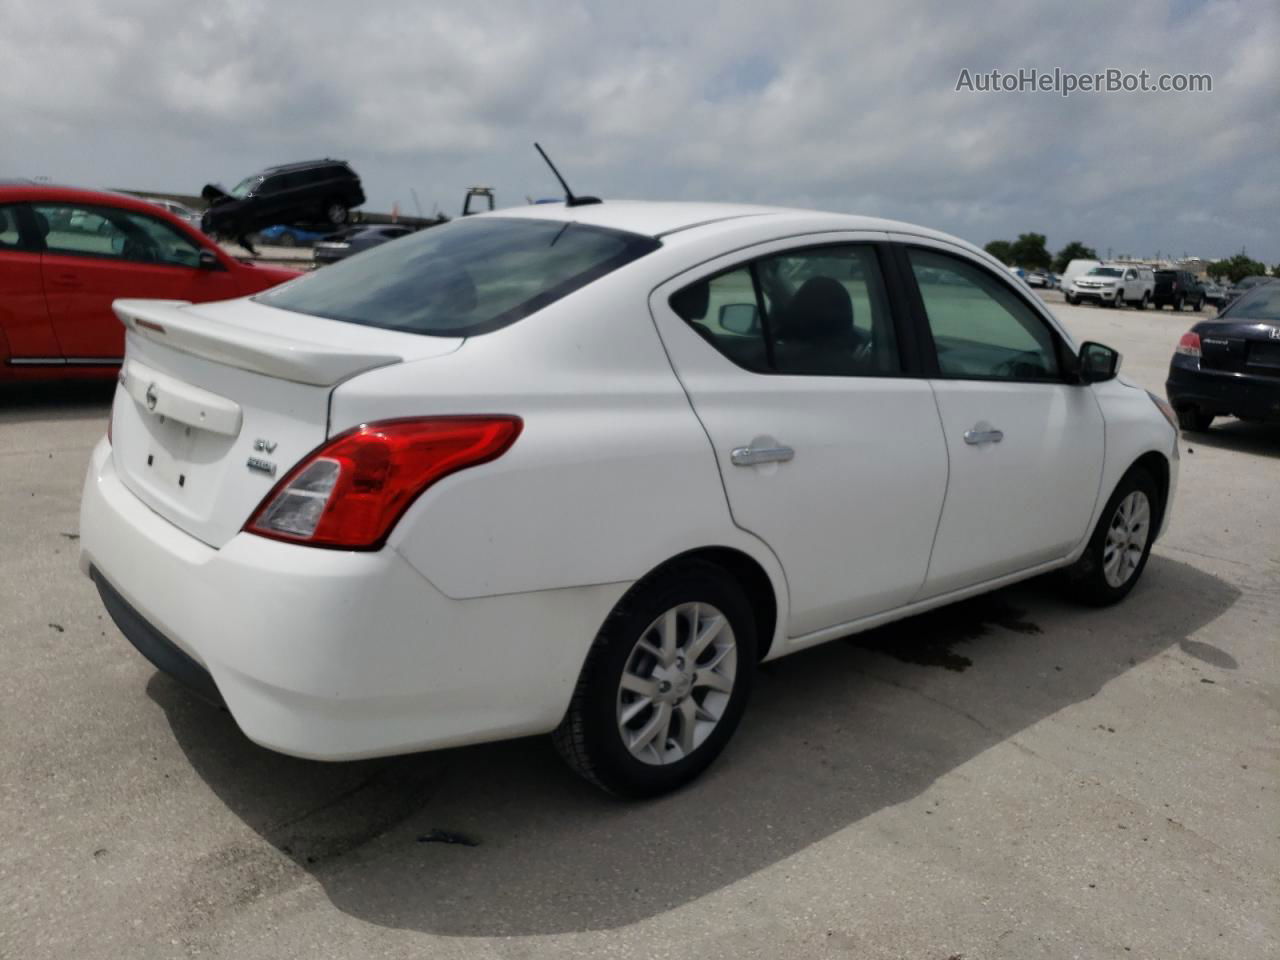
[201, 160, 366, 241]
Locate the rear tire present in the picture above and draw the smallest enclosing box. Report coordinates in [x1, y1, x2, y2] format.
[324, 200, 349, 225]
[553, 560, 757, 798]
[277, 231, 298, 248]
[1174, 295, 1185, 311]
[1195, 296, 1205, 311]
[1136, 292, 1149, 310]
[1063, 467, 1160, 607]
[1177, 407, 1214, 432]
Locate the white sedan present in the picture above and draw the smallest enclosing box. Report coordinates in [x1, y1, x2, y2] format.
[80, 201, 1180, 797]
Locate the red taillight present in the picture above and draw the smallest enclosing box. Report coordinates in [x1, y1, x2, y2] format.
[245, 416, 522, 550]
[1175, 332, 1202, 358]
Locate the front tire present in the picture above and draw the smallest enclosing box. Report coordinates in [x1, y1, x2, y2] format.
[1065, 293, 1078, 305]
[1063, 467, 1159, 606]
[553, 560, 757, 797]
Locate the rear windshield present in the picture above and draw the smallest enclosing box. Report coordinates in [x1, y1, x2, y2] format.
[257, 216, 660, 337]
[1220, 280, 1279, 320]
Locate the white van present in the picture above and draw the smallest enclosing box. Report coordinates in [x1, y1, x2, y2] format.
[1061, 259, 1101, 291]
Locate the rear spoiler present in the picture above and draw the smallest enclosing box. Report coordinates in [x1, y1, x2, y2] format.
[113, 299, 402, 386]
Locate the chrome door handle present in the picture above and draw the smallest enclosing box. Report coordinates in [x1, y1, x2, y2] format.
[731, 444, 795, 466]
[963, 427, 1004, 445]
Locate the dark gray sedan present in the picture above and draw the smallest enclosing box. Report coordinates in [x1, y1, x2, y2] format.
[313, 224, 416, 265]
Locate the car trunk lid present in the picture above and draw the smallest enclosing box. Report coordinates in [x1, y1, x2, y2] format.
[109, 298, 462, 548]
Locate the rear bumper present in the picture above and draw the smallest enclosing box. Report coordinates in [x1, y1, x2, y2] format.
[79, 439, 627, 760]
[1166, 359, 1280, 421]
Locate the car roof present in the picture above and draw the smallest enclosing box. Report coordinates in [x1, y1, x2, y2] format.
[480, 199, 965, 244]
[260, 159, 351, 175]
[0, 184, 216, 244]
[0, 183, 180, 212]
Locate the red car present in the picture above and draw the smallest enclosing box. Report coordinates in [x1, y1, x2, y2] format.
[0, 184, 300, 381]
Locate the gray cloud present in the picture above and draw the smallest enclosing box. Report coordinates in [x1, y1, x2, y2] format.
[3, 0, 1276, 260]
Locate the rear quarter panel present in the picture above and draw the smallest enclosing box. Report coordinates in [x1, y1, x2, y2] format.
[329, 261, 790, 620]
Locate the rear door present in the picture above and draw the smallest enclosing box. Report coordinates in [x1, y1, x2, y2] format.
[0, 203, 61, 364]
[35, 202, 243, 361]
[650, 235, 949, 638]
[896, 241, 1104, 597]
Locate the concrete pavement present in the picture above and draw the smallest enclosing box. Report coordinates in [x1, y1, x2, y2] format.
[1, 301, 1276, 959]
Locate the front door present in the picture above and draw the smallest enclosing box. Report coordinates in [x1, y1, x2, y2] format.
[650, 237, 949, 639]
[34, 203, 241, 361]
[899, 243, 1105, 598]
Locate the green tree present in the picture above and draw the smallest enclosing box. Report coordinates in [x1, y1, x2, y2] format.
[1052, 241, 1098, 274]
[1009, 232, 1051, 270]
[984, 240, 1013, 264]
[1207, 252, 1268, 284]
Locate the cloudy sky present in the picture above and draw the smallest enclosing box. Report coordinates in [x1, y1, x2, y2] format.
[3, 0, 1277, 261]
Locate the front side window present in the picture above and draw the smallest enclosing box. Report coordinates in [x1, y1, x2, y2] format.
[908, 247, 1060, 381]
[34, 204, 202, 266]
[119, 211, 202, 266]
[670, 244, 901, 377]
[258, 216, 661, 337]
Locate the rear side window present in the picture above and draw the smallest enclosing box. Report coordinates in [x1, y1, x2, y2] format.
[670, 244, 901, 377]
[0, 205, 24, 249]
[258, 217, 660, 336]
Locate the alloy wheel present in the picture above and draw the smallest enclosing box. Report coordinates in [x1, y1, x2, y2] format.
[1102, 490, 1151, 588]
[615, 602, 737, 766]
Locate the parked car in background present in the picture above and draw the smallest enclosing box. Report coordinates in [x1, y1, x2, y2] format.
[0, 183, 299, 380]
[313, 223, 415, 265]
[1224, 274, 1272, 303]
[145, 197, 203, 231]
[1166, 278, 1280, 430]
[1060, 258, 1102, 292]
[1152, 269, 1204, 311]
[1025, 271, 1049, 288]
[1199, 277, 1227, 308]
[255, 224, 331, 248]
[1066, 265, 1154, 308]
[201, 159, 366, 242]
[80, 200, 1179, 797]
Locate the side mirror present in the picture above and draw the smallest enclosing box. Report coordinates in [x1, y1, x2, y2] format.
[1078, 341, 1121, 383]
[719, 303, 759, 334]
[197, 249, 222, 270]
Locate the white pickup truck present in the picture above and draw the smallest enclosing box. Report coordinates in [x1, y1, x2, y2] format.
[1066, 264, 1156, 309]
